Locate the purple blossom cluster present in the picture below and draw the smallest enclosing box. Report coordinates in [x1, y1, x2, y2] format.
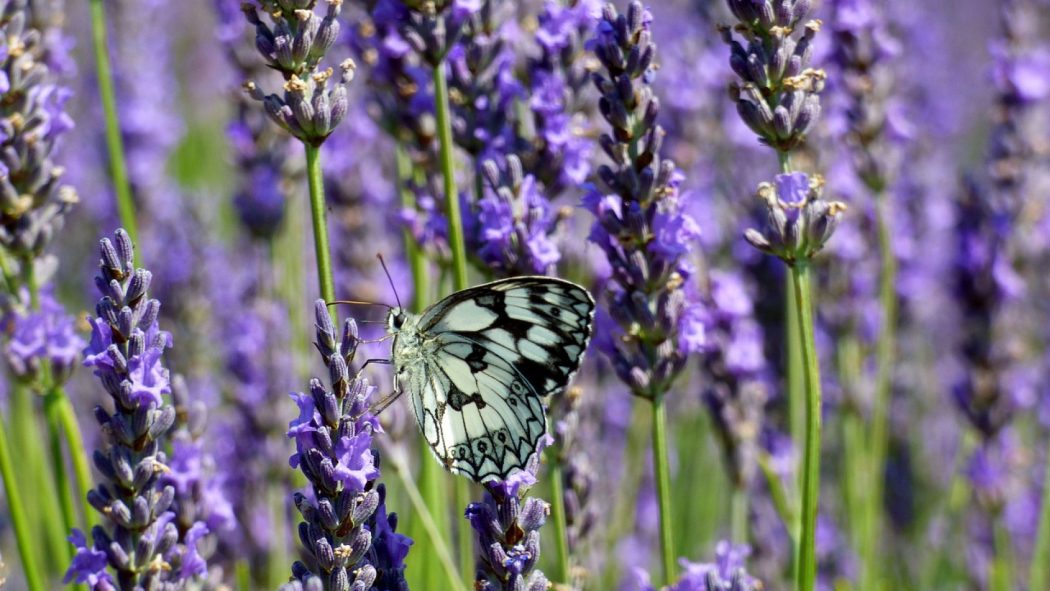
[65, 229, 206, 588]
[584, 1, 705, 397]
[465, 448, 550, 591]
[282, 300, 410, 590]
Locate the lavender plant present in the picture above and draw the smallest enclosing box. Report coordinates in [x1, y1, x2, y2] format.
[0, 1, 92, 584]
[720, 1, 843, 589]
[464, 455, 549, 591]
[584, 2, 705, 583]
[699, 270, 771, 542]
[826, 3, 906, 582]
[242, 0, 356, 305]
[282, 300, 410, 589]
[65, 229, 205, 588]
[949, 4, 1049, 587]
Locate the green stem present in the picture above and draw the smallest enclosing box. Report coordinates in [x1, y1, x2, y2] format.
[432, 57, 475, 588]
[396, 144, 451, 589]
[757, 451, 797, 540]
[651, 397, 677, 585]
[787, 279, 804, 477]
[303, 143, 336, 307]
[44, 394, 77, 534]
[547, 452, 572, 584]
[730, 486, 749, 544]
[790, 263, 823, 591]
[26, 263, 92, 531]
[864, 195, 897, 591]
[991, 513, 1013, 591]
[0, 414, 45, 591]
[454, 478, 473, 587]
[1030, 436, 1050, 590]
[89, 0, 138, 251]
[56, 390, 95, 527]
[390, 455, 470, 591]
[432, 62, 469, 292]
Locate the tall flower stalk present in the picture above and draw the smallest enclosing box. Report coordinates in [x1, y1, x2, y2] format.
[949, 2, 1048, 587]
[281, 300, 411, 589]
[87, 0, 137, 245]
[720, 2, 842, 589]
[397, 1, 480, 582]
[65, 229, 206, 588]
[465, 451, 550, 591]
[828, 0, 903, 585]
[585, 2, 706, 583]
[243, 0, 355, 306]
[0, 0, 91, 581]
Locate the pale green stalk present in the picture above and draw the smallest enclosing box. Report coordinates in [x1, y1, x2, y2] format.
[0, 416, 44, 591]
[730, 488, 749, 544]
[790, 262, 823, 591]
[1029, 436, 1050, 590]
[397, 143, 452, 588]
[88, 0, 138, 252]
[548, 458, 572, 584]
[990, 515, 1013, 591]
[303, 144, 336, 307]
[431, 56, 474, 587]
[390, 454, 470, 591]
[652, 397, 676, 584]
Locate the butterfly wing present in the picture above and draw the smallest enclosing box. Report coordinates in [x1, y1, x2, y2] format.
[411, 277, 595, 482]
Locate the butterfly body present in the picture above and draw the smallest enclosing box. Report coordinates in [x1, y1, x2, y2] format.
[386, 276, 595, 483]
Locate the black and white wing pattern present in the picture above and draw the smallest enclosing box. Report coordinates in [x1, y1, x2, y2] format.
[389, 277, 595, 483]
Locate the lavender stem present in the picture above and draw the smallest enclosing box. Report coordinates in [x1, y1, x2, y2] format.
[396, 141, 457, 589]
[304, 144, 337, 308]
[431, 58, 474, 587]
[88, 0, 138, 251]
[863, 194, 898, 588]
[0, 413, 44, 590]
[1031, 437, 1050, 589]
[547, 456, 571, 583]
[432, 62, 469, 293]
[389, 454, 469, 591]
[790, 263, 822, 591]
[652, 398, 676, 583]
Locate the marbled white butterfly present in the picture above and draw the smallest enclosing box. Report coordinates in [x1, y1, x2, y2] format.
[386, 276, 595, 483]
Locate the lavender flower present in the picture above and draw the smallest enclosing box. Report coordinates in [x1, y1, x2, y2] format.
[719, 0, 825, 153]
[65, 229, 201, 588]
[744, 172, 845, 265]
[464, 155, 566, 276]
[0, 0, 78, 259]
[2, 288, 84, 383]
[215, 0, 293, 238]
[243, 0, 355, 145]
[349, 0, 436, 156]
[445, 0, 521, 165]
[633, 541, 760, 591]
[395, 0, 480, 67]
[584, 1, 705, 399]
[163, 375, 236, 582]
[521, 0, 596, 193]
[465, 449, 550, 591]
[700, 271, 771, 491]
[281, 300, 404, 590]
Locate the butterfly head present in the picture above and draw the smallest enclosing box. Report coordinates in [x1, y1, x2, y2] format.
[386, 307, 407, 334]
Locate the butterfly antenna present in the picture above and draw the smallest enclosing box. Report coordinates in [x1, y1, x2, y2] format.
[376, 254, 403, 310]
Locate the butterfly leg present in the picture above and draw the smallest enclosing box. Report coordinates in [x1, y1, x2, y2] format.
[368, 389, 404, 416]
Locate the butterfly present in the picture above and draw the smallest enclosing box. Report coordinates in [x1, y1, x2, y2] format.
[385, 276, 595, 483]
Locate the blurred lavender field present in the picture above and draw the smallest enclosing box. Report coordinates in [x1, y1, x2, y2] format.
[0, 0, 1049, 589]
